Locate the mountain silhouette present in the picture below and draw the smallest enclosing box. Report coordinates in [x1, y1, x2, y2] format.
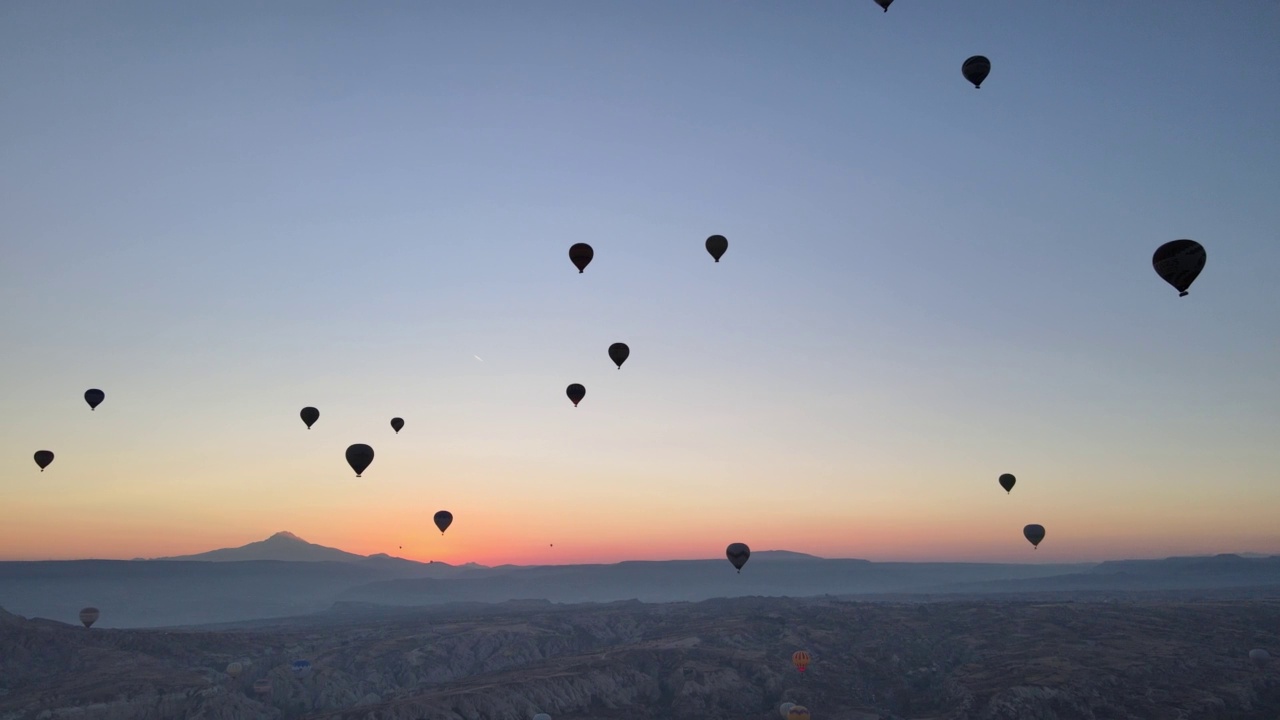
[154, 531, 392, 564]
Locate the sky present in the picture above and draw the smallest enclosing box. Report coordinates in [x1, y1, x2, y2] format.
[2, 0, 1279, 566]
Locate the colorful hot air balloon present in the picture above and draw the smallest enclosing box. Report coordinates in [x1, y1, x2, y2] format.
[705, 234, 728, 262]
[291, 659, 312, 676]
[300, 407, 319, 429]
[346, 444, 374, 477]
[79, 607, 99, 629]
[779, 702, 796, 719]
[963, 55, 991, 88]
[875, 0, 893, 11]
[608, 343, 630, 369]
[226, 662, 243, 678]
[434, 510, 453, 535]
[1249, 649, 1271, 667]
[1024, 524, 1046, 549]
[569, 243, 593, 273]
[998, 473, 1016, 494]
[726, 543, 750, 573]
[566, 383, 586, 407]
[792, 650, 811, 672]
[1152, 239, 1206, 297]
[390, 417, 404, 434]
[84, 389, 105, 411]
[34, 450, 54, 472]
[252, 679, 272, 696]
[787, 706, 811, 720]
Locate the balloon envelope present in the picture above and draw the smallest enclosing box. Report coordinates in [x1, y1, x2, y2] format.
[346, 444, 374, 477]
[792, 650, 811, 672]
[1152, 239, 1206, 296]
[434, 510, 454, 534]
[875, 0, 893, 10]
[998, 473, 1016, 493]
[226, 662, 242, 678]
[963, 55, 991, 88]
[1024, 524, 1046, 548]
[300, 407, 319, 429]
[1250, 649, 1270, 667]
[252, 679, 272, 695]
[566, 383, 586, 407]
[705, 234, 728, 262]
[291, 659, 312, 676]
[390, 417, 404, 434]
[726, 542, 751, 572]
[780, 702, 796, 719]
[608, 342, 630, 369]
[34, 450, 54, 471]
[79, 607, 99, 628]
[84, 388, 105, 410]
[788, 707, 811, 720]
[568, 243, 593, 273]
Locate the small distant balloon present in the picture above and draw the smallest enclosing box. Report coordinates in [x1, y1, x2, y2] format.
[252, 679, 272, 696]
[608, 342, 630, 369]
[390, 417, 404, 434]
[726, 543, 751, 573]
[787, 706, 811, 720]
[998, 473, 1016, 494]
[434, 510, 453, 535]
[79, 607, 99, 629]
[226, 662, 242, 678]
[963, 55, 991, 88]
[780, 702, 796, 719]
[792, 650, 811, 672]
[1023, 524, 1046, 549]
[566, 383, 586, 407]
[705, 234, 728, 262]
[345, 444, 374, 477]
[300, 407, 319, 429]
[84, 389, 105, 411]
[291, 659, 312, 676]
[34, 450, 54, 472]
[1249, 649, 1270, 667]
[569, 243, 593, 273]
[1152, 239, 1206, 297]
[875, 0, 893, 11]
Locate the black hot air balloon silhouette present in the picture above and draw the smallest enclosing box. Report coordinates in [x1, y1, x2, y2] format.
[998, 473, 1016, 494]
[608, 343, 630, 369]
[875, 0, 893, 11]
[963, 55, 991, 88]
[300, 407, 319, 429]
[1152, 239, 1206, 297]
[390, 417, 404, 434]
[84, 389, 105, 411]
[566, 383, 586, 407]
[705, 235, 728, 262]
[79, 607, 99, 628]
[569, 243, 593, 273]
[1023, 524, 1046, 549]
[34, 450, 54, 471]
[345, 444, 374, 477]
[726, 542, 751, 573]
[434, 510, 453, 535]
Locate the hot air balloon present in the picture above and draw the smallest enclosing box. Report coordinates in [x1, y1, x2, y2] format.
[390, 417, 404, 434]
[792, 650, 811, 672]
[79, 607, 100, 628]
[1249, 649, 1271, 667]
[226, 662, 243, 678]
[300, 407, 319, 429]
[569, 243, 593, 273]
[84, 389, 105, 411]
[1152, 239, 1206, 297]
[252, 679, 272, 696]
[608, 343, 630, 369]
[1024, 524, 1046, 549]
[963, 55, 991, 88]
[998, 473, 1016, 494]
[788, 706, 811, 720]
[780, 702, 796, 719]
[346, 444, 374, 477]
[705, 234, 728, 262]
[34, 450, 54, 472]
[534, 714, 552, 720]
[291, 659, 312, 676]
[726, 543, 750, 573]
[875, 0, 893, 11]
[566, 383, 586, 407]
[434, 510, 453, 535]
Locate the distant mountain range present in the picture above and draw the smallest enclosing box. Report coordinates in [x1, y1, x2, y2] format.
[1, 532, 1276, 629]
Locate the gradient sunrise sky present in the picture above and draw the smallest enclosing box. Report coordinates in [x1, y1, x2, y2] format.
[2, 1, 1278, 566]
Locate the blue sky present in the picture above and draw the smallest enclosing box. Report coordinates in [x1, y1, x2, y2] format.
[2, 0, 1278, 563]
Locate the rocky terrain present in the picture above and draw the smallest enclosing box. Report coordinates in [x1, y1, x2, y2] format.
[2, 596, 1278, 720]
